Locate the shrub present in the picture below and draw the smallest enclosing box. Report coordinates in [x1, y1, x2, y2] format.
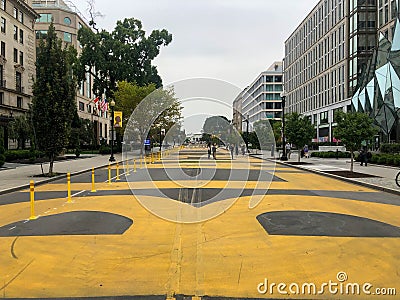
[381, 143, 400, 154]
[385, 156, 395, 166]
[5, 149, 44, 162]
[99, 145, 111, 154]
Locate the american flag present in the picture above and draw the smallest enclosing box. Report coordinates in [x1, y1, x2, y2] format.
[100, 98, 108, 112]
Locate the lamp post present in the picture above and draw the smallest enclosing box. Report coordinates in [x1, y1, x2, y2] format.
[280, 92, 288, 161]
[109, 99, 116, 162]
[159, 126, 162, 152]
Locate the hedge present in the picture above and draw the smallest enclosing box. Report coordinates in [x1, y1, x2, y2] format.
[5, 149, 45, 162]
[380, 143, 400, 154]
[370, 153, 400, 166]
[310, 151, 351, 158]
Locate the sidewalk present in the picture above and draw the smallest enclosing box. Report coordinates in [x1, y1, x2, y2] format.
[253, 150, 400, 196]
[0, 153, 122, 194]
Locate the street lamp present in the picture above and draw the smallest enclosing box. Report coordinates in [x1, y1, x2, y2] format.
[280, 92, 288, 161]
[109, 99, 116, 162]
[159, 126, 162, 152]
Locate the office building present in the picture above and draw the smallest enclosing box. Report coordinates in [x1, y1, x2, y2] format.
[32, 0, 109, 144]
[0, 0, 38, 149]
[235, 62, 283, 132]
[284, 0, 377, 142]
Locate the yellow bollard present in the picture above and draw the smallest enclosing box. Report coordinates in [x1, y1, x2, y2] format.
[134, 159, 137, 172]
[67, 173, 72, 203]
[126, 160, 130, 176]
[151, 153, 154, 164]
[29, 181, 37, 220]
[158, 152, 161, 161]
[116, 162, 120, 181]
[108, 163, 111, 184]
[91, 168, 96, 192]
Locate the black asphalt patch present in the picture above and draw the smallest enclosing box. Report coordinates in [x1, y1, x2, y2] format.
[257, 211, 400, 237]
[0, 211, 133, 237]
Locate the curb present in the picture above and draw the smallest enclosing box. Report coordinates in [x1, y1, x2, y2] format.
[251, 154, 400, 197]
[0, 161, 119, 196]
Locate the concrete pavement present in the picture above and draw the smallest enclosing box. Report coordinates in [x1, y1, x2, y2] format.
[255, 150, 400, 194]
[0, 154, 122, 194]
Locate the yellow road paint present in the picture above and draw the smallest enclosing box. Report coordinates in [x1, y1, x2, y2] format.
[0, 149, 399, 299]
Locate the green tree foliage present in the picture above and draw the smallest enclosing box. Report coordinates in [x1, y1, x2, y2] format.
[285, 112, 315, 162]
[253, 120, 275, 150]
[8, 115, 31, 150]
[77, 18, 172, 99]
[334, 111, 377, 172]
[123, 86, 182, 154]
[202, 116, 231, 142]
[31, 23, 78, 176]
[113, 81, 157, 131]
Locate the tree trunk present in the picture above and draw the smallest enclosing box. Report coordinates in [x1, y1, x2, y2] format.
[48, 153, 54, 177]
[350, 150, 354, 172]
[298, 149, 301, 162]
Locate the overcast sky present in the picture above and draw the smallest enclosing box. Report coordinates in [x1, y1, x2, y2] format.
[71, 0, 318, 133]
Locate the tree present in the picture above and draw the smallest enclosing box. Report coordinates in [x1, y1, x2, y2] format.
[77, 17, 172, 100]
[202, 116, 231, 142]
[113, 81, 157, 131]
[253, 119, 275, 150]
[334, 111, 378, 172]
[123, 86, 182, 155]
[8, 115, 31, 149]
[285, 112, 315, 162]
[31, 23, 78, 176]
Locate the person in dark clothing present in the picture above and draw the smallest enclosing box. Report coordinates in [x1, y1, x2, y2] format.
[207, 142, 211, 159]
[212, 144, 217, 160]
[359, 149, 369, 166]
[229, 144, 234, 159]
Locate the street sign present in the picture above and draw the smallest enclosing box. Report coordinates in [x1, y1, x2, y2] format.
[144, 139, 151, 146]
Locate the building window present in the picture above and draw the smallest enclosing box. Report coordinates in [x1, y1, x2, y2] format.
[105, 124, 107, 139]
[78, 101, 84, 111]
[0, 17, 5, 33]
[87, 104, 91, 113]
[0, 41, 4, 56]
[37, 13, 52, 23]
[64, 17, 71, 25]
[1, 0, 5, 10]
[18, 11, 23, 23]
[35, 30, 48, 39]
[19, 51, 23, 66]
[79, 81, 84, 95]
[0, 65, 3, 86]
[17, 96, 22, 108]
[13, 25, 18, 40]
[100, 123, 103, 137]
[64, 32, 72, 43]
[13, 48, 18, 63]
[13, 7, 17, 19]
[320, 111, 329, 124]
[0, 92, 3, 104]
[19, 29, 23, 44]
[15, 71, 22, 92]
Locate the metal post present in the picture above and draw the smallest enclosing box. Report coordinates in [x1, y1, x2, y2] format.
[29, 181, 37, 220]
[246, 118, 249, 153]
[134, 159, 137, 172]
[280, 94, 288, 161]
[108, 163, 111, 184]
[126, 160, 130, 176]
[116, 162, 120, 181]
[109, 101, 115, 162]
[67, 173, 71, 203]
[91, 168, 96, 192]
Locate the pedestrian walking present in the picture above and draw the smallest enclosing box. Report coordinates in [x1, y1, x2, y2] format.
[241, 145, 246, 156]
[212, 143, 217, 160]
[303, 144, 309, 158]
[359, 149, 368, 166]
[235, 144, 239, 156]
[271, 144, 275, 158]
[207, 142, 211, 159]
[229, 144, 234, 159]
[285, 142, 291, 159]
